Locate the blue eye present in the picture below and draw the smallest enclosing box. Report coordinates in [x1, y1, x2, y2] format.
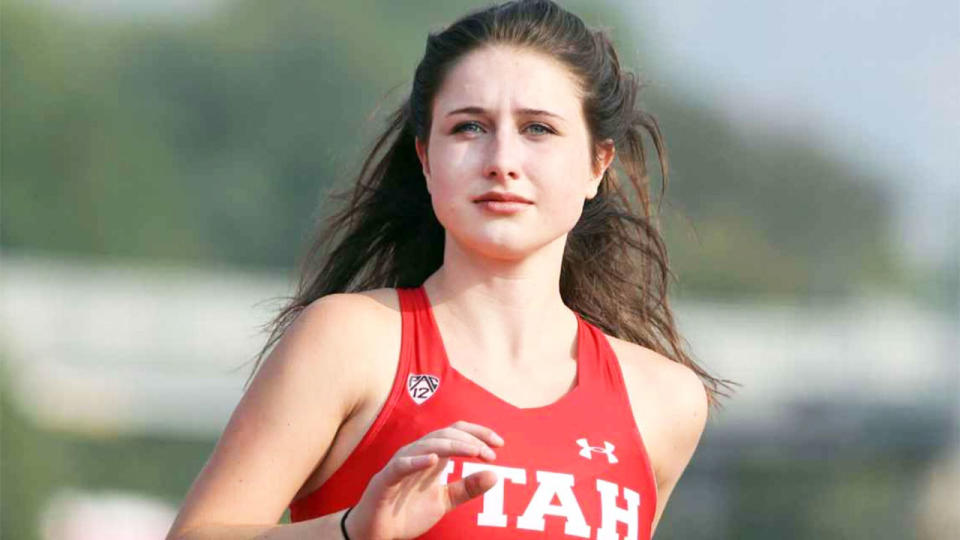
[452, 122, 483, 134]
[451, 121, 555, 136]
[526, 123, 553, 135]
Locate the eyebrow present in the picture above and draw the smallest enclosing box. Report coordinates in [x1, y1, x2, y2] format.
[445, 106, 565, 121]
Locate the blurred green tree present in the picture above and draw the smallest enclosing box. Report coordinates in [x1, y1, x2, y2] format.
[1, 0, 900, 299]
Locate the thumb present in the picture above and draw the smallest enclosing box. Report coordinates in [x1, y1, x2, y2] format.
[444, 470, 499, 510]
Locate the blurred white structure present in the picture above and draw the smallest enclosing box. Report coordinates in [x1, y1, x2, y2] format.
[39, 488, 177, 540]
[916, 447, 960, 539]
[1, 251, 290, 438]
[0, 249, 957, 438]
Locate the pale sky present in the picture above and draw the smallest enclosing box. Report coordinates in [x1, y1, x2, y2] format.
[630, 0, 958, 269]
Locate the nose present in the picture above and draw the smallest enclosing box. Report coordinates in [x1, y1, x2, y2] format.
[481, 128, 521, 182]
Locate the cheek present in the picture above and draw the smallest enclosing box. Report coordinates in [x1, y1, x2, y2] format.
[538, 160, 590, 223]
[425, 170, 466, 226]
[544, 185, 587, 229]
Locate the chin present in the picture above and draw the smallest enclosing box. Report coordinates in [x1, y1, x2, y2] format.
[473, 243, 533, 261]
[450, 229, 561, 262]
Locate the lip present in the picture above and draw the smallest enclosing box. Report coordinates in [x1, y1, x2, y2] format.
[472, 191, 533, 204]
[474, 200, 531, 215]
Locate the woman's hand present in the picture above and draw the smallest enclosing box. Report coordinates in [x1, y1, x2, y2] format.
[345, 420, 505, 540]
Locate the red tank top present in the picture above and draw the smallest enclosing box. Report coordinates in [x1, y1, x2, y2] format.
[289, 286, 658, 539]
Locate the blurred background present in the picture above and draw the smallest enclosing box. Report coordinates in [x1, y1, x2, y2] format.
[2, 0, 957, 538]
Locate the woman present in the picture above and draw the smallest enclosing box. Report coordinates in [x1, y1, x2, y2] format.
[167, 1, 736, 538]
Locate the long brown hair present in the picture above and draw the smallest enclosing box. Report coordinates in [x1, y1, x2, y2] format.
[240, 0, 738, 411]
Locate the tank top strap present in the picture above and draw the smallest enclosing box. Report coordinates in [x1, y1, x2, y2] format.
[395, 286, 449, 379]
[572, 313, 630, 397]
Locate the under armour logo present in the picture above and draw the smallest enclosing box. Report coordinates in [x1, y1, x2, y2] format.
[407, 374, 440, 405]
[576, 438, 618, 464]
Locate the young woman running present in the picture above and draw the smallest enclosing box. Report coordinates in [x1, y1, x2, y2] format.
[167, 1, 736, 538]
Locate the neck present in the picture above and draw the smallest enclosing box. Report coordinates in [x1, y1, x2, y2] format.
[421, 233, 576, 368]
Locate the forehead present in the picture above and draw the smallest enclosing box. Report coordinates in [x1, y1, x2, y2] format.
[433, 45, 584, 118]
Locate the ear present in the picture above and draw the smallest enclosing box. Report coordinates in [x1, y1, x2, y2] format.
[586, 139, 615, 200]
[415, 137, 432, 193]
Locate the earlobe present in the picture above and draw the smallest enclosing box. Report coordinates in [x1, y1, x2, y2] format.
[592, 139, 616, 178]
[414, 137, 430, 180]
[586, 143, 614, 200]
[585, 178, 601, 200]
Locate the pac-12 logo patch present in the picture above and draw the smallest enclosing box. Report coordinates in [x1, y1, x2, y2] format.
[407, 374, 440, 405]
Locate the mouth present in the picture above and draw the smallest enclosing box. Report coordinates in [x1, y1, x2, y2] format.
[472, 192, 534, 204]
[473, 197, 533, 215]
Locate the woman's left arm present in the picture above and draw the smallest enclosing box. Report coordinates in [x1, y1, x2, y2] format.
[647, 361, 710, 536]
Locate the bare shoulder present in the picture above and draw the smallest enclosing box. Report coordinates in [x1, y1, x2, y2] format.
[297, 287, 401, 381]
[165, 288, 403, 536]
[298, 288, 400, 350]
[602, 333, 708, 532]
[607, 336, 709, 531]
[303, 287, 399, 322]
[330, 287, 403, 348]
[603, 334, 709, 474]
[604, 334, 707, 413]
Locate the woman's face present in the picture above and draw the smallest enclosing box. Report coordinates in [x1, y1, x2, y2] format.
[415, 45, 614, 261]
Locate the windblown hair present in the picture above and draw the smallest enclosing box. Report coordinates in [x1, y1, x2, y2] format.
[241, 0, 738, 410]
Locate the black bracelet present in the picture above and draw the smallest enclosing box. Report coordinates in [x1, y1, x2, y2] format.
[340, 505, 354, 540]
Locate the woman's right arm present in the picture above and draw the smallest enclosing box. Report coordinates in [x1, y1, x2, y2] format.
[171, 509, 350, 539]
[166, 293, 383, 540]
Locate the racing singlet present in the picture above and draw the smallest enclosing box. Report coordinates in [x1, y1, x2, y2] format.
[289, 286, 658, 539]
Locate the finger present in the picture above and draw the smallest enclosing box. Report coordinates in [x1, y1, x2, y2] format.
[378, 453, 438, 486]
[448, 421, 506, 447]
[406, 437, 496, 461]
[431, 427, 501, 454]
[445, 470, 499, 511]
